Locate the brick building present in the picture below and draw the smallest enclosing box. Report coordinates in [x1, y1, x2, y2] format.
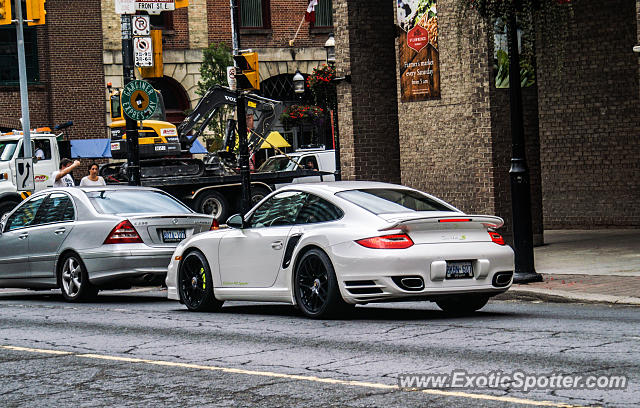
[1, 0, 638, 237]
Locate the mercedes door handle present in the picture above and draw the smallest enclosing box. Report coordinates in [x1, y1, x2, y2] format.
[271, 240, 283, 250]
[54, 228, 66, 235]
[18, 233, 28, 240]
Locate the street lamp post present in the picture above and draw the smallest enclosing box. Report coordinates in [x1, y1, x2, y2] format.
[506, 6, 543, 284]
[324, 33, 341, 181]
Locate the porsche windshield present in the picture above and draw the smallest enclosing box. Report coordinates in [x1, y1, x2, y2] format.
[0, 141, 18, 161]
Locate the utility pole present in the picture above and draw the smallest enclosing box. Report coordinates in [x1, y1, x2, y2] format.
[14, 0, 33, 162]
[121, 13, 141, 186]
[506, 4, 542, 283]
[230, 0, 252, 215]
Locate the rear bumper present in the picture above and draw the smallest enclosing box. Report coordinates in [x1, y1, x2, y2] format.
[329, 241, 514, 304]
[79, 246, 174, 285]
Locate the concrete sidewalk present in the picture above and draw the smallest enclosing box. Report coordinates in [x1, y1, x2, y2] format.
[501, 229, 640, 305]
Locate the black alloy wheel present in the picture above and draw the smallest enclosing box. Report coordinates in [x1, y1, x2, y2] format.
[178, 250, 223, 312]
[294, 248, 349, 319]
[435, 294, 490, 315]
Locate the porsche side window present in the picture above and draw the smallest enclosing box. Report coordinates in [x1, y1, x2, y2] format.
[248, 191, 308, 228]
[4, 196, 46, 232]
[295, 194, 344, 224]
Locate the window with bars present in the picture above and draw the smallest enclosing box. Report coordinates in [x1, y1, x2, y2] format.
[0, 26, 39, 85]
[240, 0, 270, 29]
[314, 0, 333, 27]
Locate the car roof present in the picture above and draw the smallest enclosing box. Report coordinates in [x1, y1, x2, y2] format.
[278, 180, 415, 194]
[268, 150, 335, 159]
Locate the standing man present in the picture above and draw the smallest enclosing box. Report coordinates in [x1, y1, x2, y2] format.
[52, 159, 80, 187]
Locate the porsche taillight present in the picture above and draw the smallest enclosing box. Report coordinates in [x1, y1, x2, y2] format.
[104, 220, 143, 244]
[356, 234, 414, 249]
[489, 232, 505, 245]
[210, 219, 220, 230]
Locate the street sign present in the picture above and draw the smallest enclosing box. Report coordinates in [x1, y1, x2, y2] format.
[132, 15, 150, 36]
[121, 80, 158, 121]
[134, 37, 153, 67]
[15, 158, 35, 191]
[115, 0, 136, 14]
[135, 0, 175, 13]
[227, 66, 236, 90]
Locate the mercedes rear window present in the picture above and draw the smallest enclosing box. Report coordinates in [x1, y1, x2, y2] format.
[86, 190, 192, 214]
[335, 189, 452, 214]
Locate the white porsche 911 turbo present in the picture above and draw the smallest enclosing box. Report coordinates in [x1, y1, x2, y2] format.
[166, 181, 514, 318]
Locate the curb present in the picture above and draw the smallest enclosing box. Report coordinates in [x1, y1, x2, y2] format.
[496, 287, 640, 306]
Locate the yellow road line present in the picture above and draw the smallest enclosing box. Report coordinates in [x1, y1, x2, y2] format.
[1, 345, 594, 407]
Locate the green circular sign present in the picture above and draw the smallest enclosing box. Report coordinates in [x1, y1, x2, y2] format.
[121, 80, 158, 121]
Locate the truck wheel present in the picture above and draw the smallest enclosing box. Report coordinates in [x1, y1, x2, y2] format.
[195, 190, 228, 221]
[250, 185, 270, 206]
[0, 200, 18, 221]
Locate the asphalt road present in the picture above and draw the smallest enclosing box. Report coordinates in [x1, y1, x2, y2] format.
[0, 288, 637, 407]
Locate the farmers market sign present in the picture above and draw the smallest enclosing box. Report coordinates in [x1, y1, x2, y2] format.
[397, 0, 441, 102]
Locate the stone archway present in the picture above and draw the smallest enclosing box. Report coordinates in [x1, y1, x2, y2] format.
[146, 76, 191, 125]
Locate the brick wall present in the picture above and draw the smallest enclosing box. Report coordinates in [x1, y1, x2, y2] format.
[0, 1, 106, 141]
[164, 7, 190, 49]
[537, 0, 640, 228]
[208, 0, 332, 49]
[395, 1, 498, 214]
[334, 0, 400, 183]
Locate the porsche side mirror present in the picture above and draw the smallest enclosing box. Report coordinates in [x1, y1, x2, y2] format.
[226, 214, 244, 229]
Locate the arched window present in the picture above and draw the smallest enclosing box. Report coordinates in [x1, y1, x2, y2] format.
[146, 76, 191, 125]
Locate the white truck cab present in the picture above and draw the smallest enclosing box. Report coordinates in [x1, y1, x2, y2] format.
[0, 130, 61, 218]
[257, 149, 336, 189]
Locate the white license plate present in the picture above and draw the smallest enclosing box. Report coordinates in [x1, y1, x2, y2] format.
[445, 261, 473, 279]
[155, 145, 167, 151]
[162, 229, 186, 243]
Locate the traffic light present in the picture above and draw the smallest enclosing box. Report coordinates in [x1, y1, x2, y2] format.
[0, 0, 12, 26]
[233, 52, 260, 91]
[175, 0, 189, 8]
[26, 0, 46, 26]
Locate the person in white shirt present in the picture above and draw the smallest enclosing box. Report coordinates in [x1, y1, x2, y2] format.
[52, 158, 79, 187]
[80, 163, 106, 186]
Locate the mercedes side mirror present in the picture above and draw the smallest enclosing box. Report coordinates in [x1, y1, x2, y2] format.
[226, 214, 244, 229]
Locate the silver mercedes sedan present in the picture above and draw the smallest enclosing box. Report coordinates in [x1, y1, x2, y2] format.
[0, 186, 215, 302]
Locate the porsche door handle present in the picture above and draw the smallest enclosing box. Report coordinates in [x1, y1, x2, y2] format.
[54, 228, 66, 235]
[271, 240, 283, 250]
[18, 233, 28, 240]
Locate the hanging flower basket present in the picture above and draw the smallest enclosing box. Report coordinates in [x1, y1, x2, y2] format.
[280, 105, 324, 128]
[306, 64, 337, 110]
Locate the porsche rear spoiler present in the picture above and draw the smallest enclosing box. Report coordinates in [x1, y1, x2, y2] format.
[379, 214, 504, 231]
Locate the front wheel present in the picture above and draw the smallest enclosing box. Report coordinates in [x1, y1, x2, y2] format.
[58, 253, 98, 302]
[178, 250, 223, 312]
[435, 295, 490, 314]
[294, 249, 348, 319]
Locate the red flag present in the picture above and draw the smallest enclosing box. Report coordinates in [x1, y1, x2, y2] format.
[305, 0, 318, 23]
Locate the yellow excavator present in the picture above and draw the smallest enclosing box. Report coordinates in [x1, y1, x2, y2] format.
[103, 84, 284, 180]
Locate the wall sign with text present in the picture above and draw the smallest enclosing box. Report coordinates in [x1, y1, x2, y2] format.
[397, 0, 440, 102]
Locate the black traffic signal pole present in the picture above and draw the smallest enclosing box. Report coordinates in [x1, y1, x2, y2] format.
[121, 14, 141, 186]
[506, 5, 542, 283]
[230, 0, 252, 215]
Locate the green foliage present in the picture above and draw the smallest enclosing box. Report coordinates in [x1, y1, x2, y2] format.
[306, 64, 337, 111]
[196, 43, 234, 149]
[280, 105, 324, 128]
[495, 49, 536, 88]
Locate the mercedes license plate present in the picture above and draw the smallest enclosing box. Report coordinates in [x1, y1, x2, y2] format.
[445, 261, 473, 279]
[162, 229, 186, 243]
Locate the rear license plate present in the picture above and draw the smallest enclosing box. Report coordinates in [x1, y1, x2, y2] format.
[445, 261, 473, 279]
[162, 229, 186, 243]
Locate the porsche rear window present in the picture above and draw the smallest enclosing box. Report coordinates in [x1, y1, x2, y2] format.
[335, 189, 452, 214]
[87, 190, 192, 214]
